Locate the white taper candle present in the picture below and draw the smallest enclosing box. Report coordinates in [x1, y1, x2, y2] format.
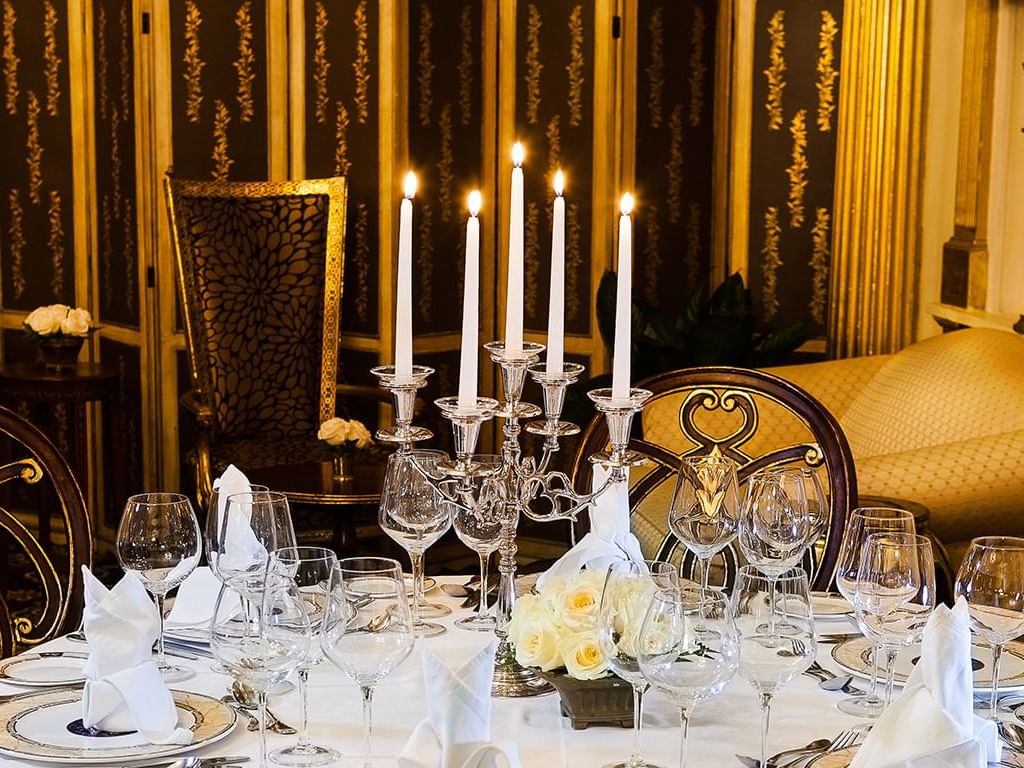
[546, 170, 566, 376]
[611, 193, 634, 402]
[458, 191, 482, 412]
[395, 171, 416, 380]
[504, 143, 525, 354]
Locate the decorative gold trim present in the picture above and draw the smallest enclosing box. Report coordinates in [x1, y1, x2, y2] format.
[47, 190, 64, 299]
[313, 1, 330, 124]
[100, 193, 111, 308]
[688, 6, 706, 127]
[763, 9, 785, 131]
[183, 0, 204, 124]
[118, 0, 129, 119]
[123, 196, 135, 315]
[7, 188, 24, 299]
[43, 2, 60, 117]
[646, 6, 663, 129]
[25, 91, 42, 204]
[643, 203, 660, 304]
[352, 0, 370, 124]
[416, 202, 433, 323]
[333, 99, 350, 175]
[686, 201, 701, 286]
[566, 201, 581, 321]
[110, 106, 121, 213]
[810, 207, 830, 325]
[416, 1, 433, 127]
[96, 3, 107, 116]
[761, 206, 781, 321]
[437, 103, 453, 222]
[211, 98, 233, 181]
[786, 109, 807, 228]
[566, 4, 584, 128]
[546, 113, 560, 175]
[667, 103, 683, 224]
[457, 4, 472, 126]
[2, 0, 16, 116]
[816, 10, 838, 132]
[524, 3, 542, 125]
[234, 0, 254, 123]
[525, 200, 540, 318]
[354, 200, 370, 323]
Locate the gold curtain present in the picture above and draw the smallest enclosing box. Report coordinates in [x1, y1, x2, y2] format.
[829, 0, 927, 358]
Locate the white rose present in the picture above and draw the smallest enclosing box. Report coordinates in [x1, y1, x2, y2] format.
[515, 625, 563, 671]
[507, 592, 550, 646]
[317, 417, 372, 448]
[60, 307, 93, 336]
[25, 304, 68, 335]
[560, 631, 609, 680]
[553, 579, 603, 633]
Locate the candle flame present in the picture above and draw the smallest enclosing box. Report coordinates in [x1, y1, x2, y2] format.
[403, 171, 417, 199]
[512, 142, 525, 167]
[553, 170, 564, 196]
[468, 190, 482, 216]
[620, 193, 634, 216]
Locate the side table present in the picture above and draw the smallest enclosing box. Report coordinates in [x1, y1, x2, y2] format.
[0, 362, 123, 546]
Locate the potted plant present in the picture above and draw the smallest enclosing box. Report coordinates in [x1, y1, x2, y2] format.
[23, 304, 98, 373]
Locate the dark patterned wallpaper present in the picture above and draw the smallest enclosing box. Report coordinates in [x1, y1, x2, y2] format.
[747, 0, 844, 335]
[99, 337, 142, 528]
[303, 0, 380, 339]
[0, 0, 75, 312]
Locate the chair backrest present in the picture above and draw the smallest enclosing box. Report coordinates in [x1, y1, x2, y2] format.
[164, 176, 347, 442]
[569, 366, 857, 591]
[0, 404, 91, 657]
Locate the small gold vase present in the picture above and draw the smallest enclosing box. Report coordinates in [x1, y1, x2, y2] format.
[331, 453, 354, 483]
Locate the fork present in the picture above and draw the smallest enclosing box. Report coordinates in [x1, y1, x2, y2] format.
[776, 728, 859, 768]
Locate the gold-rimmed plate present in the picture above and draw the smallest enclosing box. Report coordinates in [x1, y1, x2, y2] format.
[810, 592, 853, 619]
[0, 652, 89, 687]
[0, 689, 236, 764]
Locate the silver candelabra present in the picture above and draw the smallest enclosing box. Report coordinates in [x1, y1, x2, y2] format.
[372, 342, 651, 697]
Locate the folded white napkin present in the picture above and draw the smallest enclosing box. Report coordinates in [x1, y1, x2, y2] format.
[398, 642, 520, 768]
[536, 465, 645, 590]
[166, 566, 237, 628]
[212, 465, 266, 577]
[79, 567, 192, 745]
[849, 599, 999, 768]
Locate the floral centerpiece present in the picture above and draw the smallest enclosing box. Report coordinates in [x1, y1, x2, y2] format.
[317, 417, 373, 482]
[23, 304, 98, 372]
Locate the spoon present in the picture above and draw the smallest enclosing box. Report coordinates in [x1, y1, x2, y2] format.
[231, 681, 297, 735]
[220, 694, 259, 732]
[999, 720, 1024, 754]
[818, 674, 866, 696]
[736, 738, 831, 768]
[353, 606, 395, 633]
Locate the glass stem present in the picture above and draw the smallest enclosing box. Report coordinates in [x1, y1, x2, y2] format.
[154, 593, 167, 668]
[410, 551, 424, 627]
[477, 550, 491, 620]
[767, 579, 778, 637]
[865, 642, 883, 705]
[361, 684, 374, 760]
[882, 646, 899, 707]
[628, 683, 645, 768]
[258, 690, 269, 768]
[296, 666, 311, 750]
[679, 706, 691, 768]
[759, 692, 773, 768]
[700, 558, 711, 595]
[990, 644, 1004, 719]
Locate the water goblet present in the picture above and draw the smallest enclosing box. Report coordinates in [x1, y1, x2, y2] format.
[321, 557, 414, 765]
[833, 506, 916, 717]
[115, 492, 201, 683]
[451, 455, 504, 632]
[379, 450, 452, 638]
[853, 532, 936, 708]
[637, 588, 739, 768]
[268, 546, 340, 767]
[731, 565, 816, 768]
[597, 559, 678, 768]
[217, 491, 297, 598]
[205, 482, 269, 582]
[955, 536, 1024, 720]
[668, 455, 741, 595]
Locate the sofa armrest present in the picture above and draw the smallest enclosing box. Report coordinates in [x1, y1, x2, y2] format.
[765, 355, 890, 421]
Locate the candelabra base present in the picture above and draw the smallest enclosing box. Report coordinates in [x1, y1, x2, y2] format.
[491, 641, 555, 698]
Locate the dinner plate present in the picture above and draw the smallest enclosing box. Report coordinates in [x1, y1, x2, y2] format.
[0, 689, 235, 764]
[832, 636, 1024, 690]
[805, 746, 857, 766]
[163, 625, 211, 646]
[810, 592, 853, 619]
[0, 652, 89, 687]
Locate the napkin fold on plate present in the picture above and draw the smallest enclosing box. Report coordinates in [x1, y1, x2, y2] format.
[398, 642, 520, 768]
[79, 566, 192, 745]
[849, 598, 999, 768]
[166, 566, 237, 628]
[535, 465, 645, 591]
[212, 464, 266, 576]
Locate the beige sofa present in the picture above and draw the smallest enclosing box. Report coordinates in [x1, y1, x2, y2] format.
[766, 328, 1024, 567]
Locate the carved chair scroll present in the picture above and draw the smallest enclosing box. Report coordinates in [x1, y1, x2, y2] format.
[569, 367, 858, 591]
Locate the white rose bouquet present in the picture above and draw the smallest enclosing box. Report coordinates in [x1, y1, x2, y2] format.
[317, 417, 373, 454]
[23, 304, 97, 338]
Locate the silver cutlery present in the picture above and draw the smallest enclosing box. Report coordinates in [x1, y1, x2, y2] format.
[220, 694, 260, 732]
[817, 674, 867, 696]
[118, 758, 250, 768]
[230, 680, 297, 735]
[736, 738, 830, 767]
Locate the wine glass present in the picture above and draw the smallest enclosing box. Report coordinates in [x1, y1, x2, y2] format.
[205, 482, 269, 581]
[853, 532, 936, 708]
[833, 506, 916, 717]
[211, 569, 311, 768]
[321, 557, 414, 765]
[731, 565, 816, 768]
[451, 455, 505, 631]
[217, 491, 297, 598]
[268, 546, 339, 767]
[668, 455, 741, 595]
[955, 536, 1024, 720]
[115, 492, 202, 683]
[637, 588, 739, 768]
[597, 560, 678, 768]
[378, 450, 452, 638]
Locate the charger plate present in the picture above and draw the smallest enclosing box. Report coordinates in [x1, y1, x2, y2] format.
[0, 689, 236, 764]
[809, 592, 854, 619]
[806, 746, 857, 766]
[832, 636, 1024, 690]
[0, 652, 88, 686]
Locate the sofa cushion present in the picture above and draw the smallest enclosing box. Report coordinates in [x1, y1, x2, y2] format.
[840, 328, 1024, 458]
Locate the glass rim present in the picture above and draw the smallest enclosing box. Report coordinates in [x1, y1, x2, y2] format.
[212, 482, 269, 494]
[652, 585, 728, 608]
[863, 531, 932, 548]
[734, 563, 809, 584]
[966, 535, 1024, 551]
[224, 490, 289, 504]
[271, 545, 337, 562]
[125, 492, 191, 506]
[850, 506, 915, 521]
[333, 556, 404, 575]
[679, 453, 738, 468]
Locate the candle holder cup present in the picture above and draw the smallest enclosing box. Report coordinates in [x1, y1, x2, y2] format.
[371, 365, 435, 447]
[484, 341, 544, 420]
[587, 388, 653, 480]
[434, 396, 499, 474]
[525, 362, 585, 438]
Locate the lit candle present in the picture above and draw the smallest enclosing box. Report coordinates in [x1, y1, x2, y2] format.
[504, 143, 525, 354]
[546, 170, 565, 376]
[395, 171, 416, 380]
[611, 193, 634, 402]
[458, 191, 482, 412]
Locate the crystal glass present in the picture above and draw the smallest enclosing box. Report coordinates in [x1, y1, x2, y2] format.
[268, 546, 339, 767]
[833, 506, 916, 717]
[668, 455, 741, 595]
[955, 536, 1024, 720]
[597, 560, 678, 768]
[739, 468, 818, 578]
[321, 557, 414, 764]
[378, 450, 453, 638]
[451, 455, 504, 632]
[211, 570, 311, 768]
[217, 491, 297, 599]
[205, 482, 269, 582]
[638, 588, 739, 768]
[115, 492, 201, 683]
[731, 566, 816, 768]
[853, 532, 936, 708]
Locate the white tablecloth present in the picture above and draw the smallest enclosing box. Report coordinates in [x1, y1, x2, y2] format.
[0, 577, 876, 767]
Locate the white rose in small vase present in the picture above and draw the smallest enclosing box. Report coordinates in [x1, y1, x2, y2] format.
[25, 304, 69, 336]
[559, 631, 609, 680]
[317, 417, 373, 452]
[60, 307, 94, 336]
[514, 625, 563, 672]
